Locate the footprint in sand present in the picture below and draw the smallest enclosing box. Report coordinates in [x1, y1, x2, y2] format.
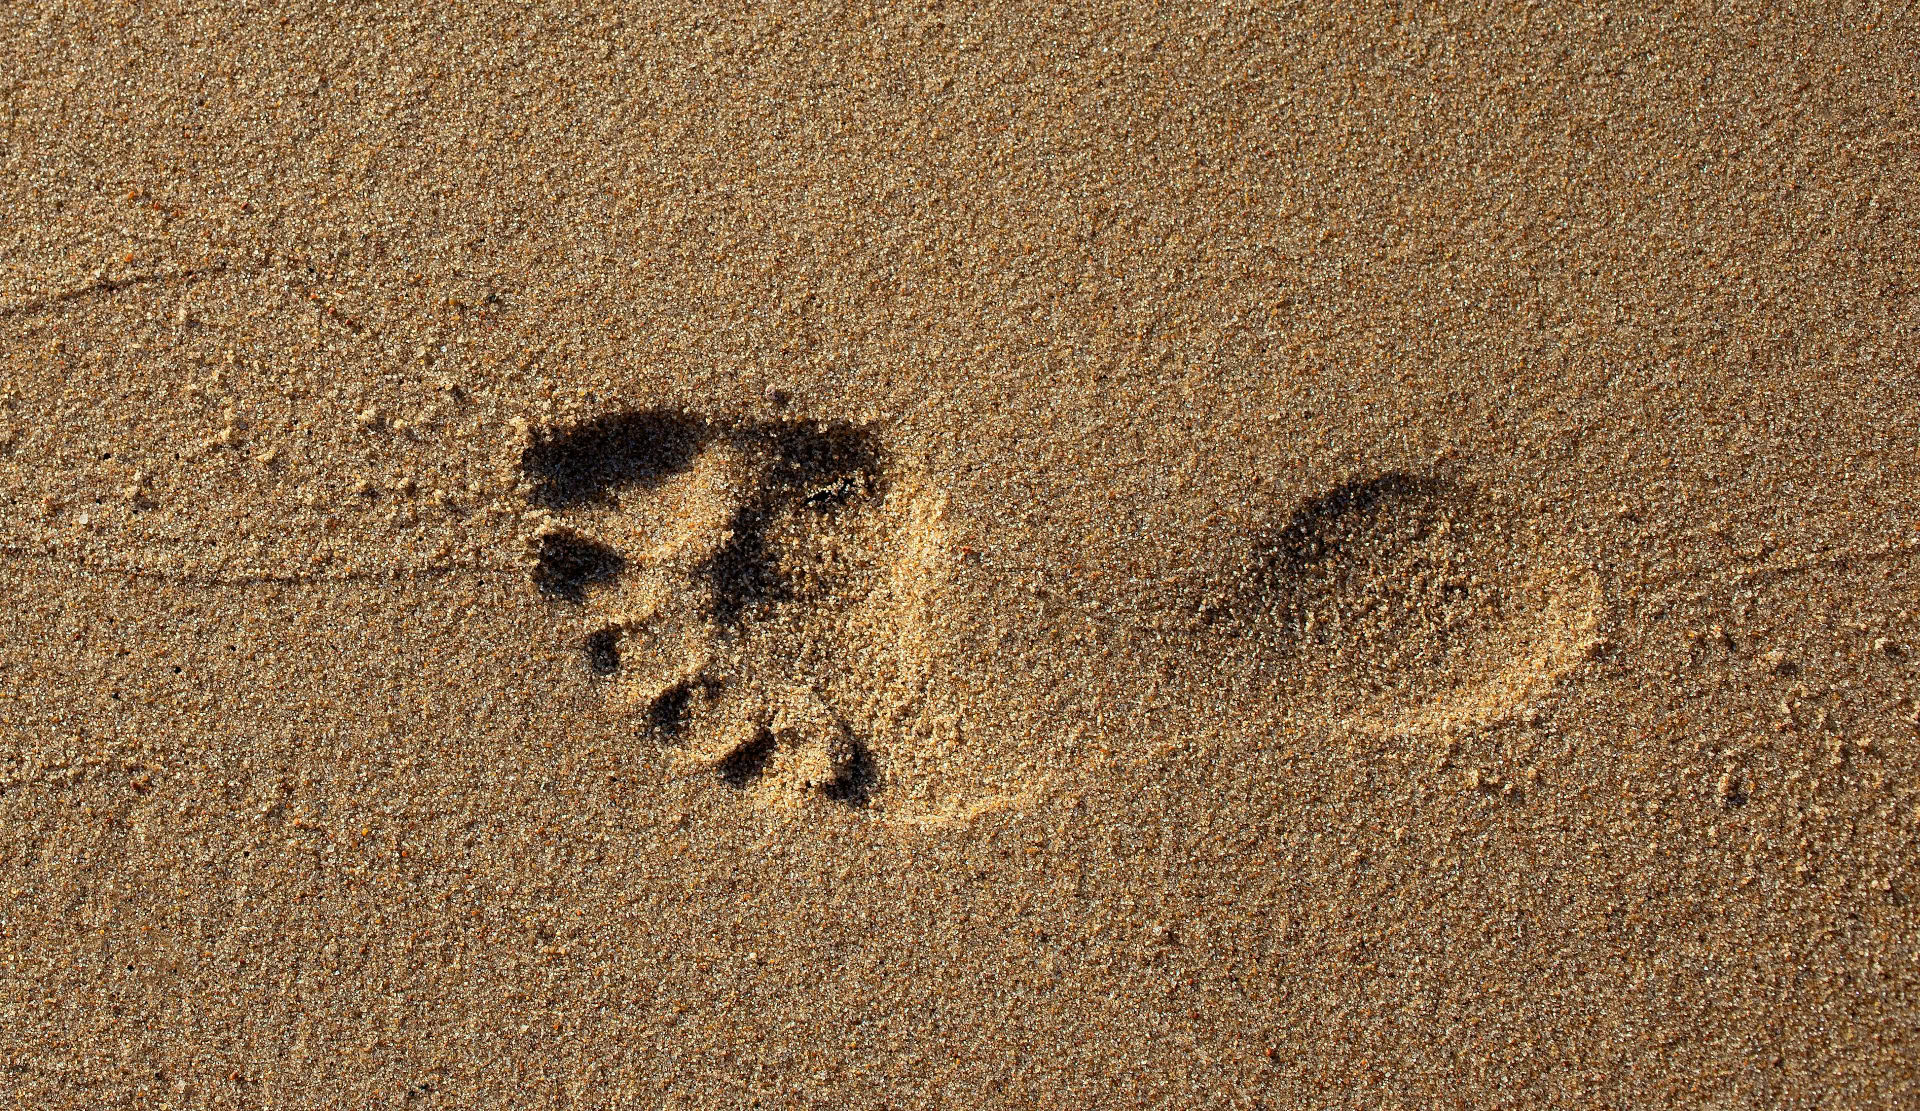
[1206, 471, 1602, 737]
[521, 414, 1597, 813]
[520, 410, 956, 812]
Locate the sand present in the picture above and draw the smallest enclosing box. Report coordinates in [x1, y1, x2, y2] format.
[2, 2, 1917, 1106]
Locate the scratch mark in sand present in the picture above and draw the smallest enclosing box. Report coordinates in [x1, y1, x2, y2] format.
[0, 543, 521, 588]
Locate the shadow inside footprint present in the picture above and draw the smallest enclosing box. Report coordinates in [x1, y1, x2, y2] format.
[702, 423, 882, 627]
[532, 530, 627, 603]
[1207, 473, 1502, 686]
[521, 410, 704, 509]
[1200, 468, 1599, 732]
[1213, 472, 1470, 638]
[521, 409, 908, 810]
[582, 626, 622, 676]
[1257, 472, 1446, 576]
[821, 738, 877, 808]
[644, 678, 716, 738]
[715, 729, 778, 788]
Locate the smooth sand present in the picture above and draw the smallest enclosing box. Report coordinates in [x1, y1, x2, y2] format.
[2, 3, 1917, 1106]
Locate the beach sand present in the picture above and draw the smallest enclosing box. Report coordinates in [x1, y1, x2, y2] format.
[2, 2, 1917, 1106]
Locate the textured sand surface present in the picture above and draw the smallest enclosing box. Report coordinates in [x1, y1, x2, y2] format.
[3, 3, 1918, 1107]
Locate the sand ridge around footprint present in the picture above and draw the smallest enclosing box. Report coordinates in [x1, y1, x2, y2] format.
[520, 409, 978, 818]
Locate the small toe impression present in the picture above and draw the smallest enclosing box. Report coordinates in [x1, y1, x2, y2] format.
[583, 626, 623, 676]
[531, 528, 626, 603]
[660, 686, 878, 807]
[714, 728, 778, 789]
[643, 675, 724, 738]
[770, 689, 873, 805]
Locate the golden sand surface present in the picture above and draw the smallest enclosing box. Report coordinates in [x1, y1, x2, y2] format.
[2, 3, 1917, 1106]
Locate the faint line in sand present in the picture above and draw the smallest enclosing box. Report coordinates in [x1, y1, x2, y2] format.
[0, 264, 229, 321]
[1, 256, 378, 338]
[0, 543, 521, 588]
[1628, 536, 1920, 595]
